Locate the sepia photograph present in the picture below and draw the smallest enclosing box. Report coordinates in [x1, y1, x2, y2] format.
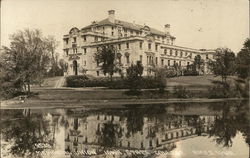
[0, 0, 249, 157]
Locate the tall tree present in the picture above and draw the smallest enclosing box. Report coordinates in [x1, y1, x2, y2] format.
[208, 48, 236, 83]
[193, 55, 204, 75]
[94, 45, 121, 80]
[236, 38, 250, 79]
[0, 29, 57, 95]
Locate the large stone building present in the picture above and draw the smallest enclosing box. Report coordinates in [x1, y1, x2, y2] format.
[63, 10, 215, 76]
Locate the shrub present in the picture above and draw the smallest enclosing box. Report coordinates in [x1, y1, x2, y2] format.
[173, 85, 192, 98]
[155, 68, 167, 93]
[183, 69, 199, 76]
[165, 67, 179, 77]
[65, 75, 89, 87]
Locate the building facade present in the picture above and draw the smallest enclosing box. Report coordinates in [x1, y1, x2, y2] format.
[63, 10, 215, 76]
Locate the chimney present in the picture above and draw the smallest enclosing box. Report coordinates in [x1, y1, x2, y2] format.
[165, 24, 170, 35]
[108, 10, 115, 23]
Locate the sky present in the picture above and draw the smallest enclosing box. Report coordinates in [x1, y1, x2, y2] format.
[1, 0, 249, 56]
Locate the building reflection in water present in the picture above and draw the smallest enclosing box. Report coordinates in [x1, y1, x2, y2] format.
[63, 103, 231, 157]
[1, 101, 249, 158]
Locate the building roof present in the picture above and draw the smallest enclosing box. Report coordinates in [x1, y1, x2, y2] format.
[81, 18, 174, 38]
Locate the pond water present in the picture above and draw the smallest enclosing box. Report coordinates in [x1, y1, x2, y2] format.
[1, 101, 249, 158]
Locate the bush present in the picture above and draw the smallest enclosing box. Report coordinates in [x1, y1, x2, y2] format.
[65, 75, 89, 87]
[173, 85, 193, 98]
[183, 69, 199, 76]
[165, 67, 178, 77]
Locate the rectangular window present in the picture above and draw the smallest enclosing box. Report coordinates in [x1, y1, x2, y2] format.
[73, 37, 76, 43]
[111, 32, 114, 36]
[84, 61, 86, 66]
[111, 27, 114, 30]
[206, 54, 209, 59]
[148, 43, 151, 50]
[170, 49, 172, 56]
[118, 44, 121, 50]
[96, 47, 99, 51]
[155, 44, 158, 51]
[179, 61, 181, 66]
[95, 36, 98, 42]
[65, 49, 68, 56]
[175, 50, 178, 56]
[130, 30, 133, 36]
[126, 55, 130, 64]
[168, 60, 170, 66]
[140, 42, 143, 49]
[126, 43, 129, 49]
[164, 49, 167, 55]
[161, 59, 164, 66]
[65, 39, 69, 44]
[155, 57, 158, 65]
[97, 71, 99, 76]
[83, 36, 86, 42]
[140, 55, 143, 62]
[84, 48, 87, 55]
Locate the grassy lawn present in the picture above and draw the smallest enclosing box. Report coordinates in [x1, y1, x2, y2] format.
[167, 75, 236, 87]
[28, 75, 237, 101]
[40, 76, 63, 88]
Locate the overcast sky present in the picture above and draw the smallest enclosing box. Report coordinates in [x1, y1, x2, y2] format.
[1, 0, 249, 55]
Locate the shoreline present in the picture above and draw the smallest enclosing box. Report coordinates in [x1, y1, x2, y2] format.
[1, 98, 248, 109]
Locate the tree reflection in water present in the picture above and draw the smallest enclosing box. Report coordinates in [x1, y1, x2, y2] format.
[1, 109, 55, 157]
[208, 100, 249, 148]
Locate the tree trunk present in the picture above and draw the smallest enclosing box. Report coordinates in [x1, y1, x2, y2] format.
[110, 74, 113, 82]
[27, 83, 30, 94]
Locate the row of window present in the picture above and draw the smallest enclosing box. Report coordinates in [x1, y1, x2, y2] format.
[164, 49, 193, 58]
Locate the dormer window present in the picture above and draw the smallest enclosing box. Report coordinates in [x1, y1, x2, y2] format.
[83, 36, 86, 42]
[73, 37, 76, 43]
[65, 38, 69, 44]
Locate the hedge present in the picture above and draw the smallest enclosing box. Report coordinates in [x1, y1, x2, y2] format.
[65, 75, 161, 89]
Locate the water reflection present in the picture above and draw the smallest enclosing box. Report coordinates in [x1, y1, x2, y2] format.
[1, 100, 249, 158]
